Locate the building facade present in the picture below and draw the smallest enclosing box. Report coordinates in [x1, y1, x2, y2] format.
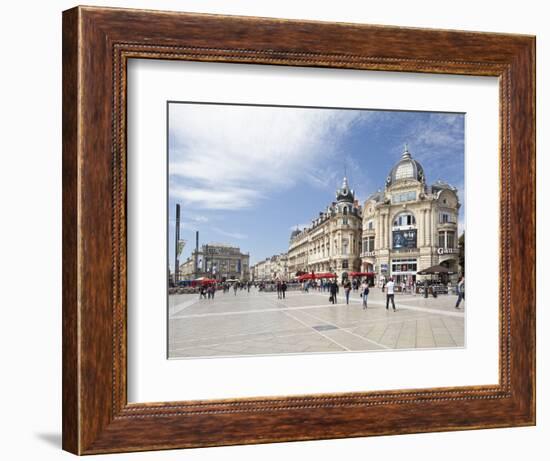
[287, 177, 363, 281]
[251, 253, 289, 281]
[179, 243, 250, 281]
[361, 147, 461, 286]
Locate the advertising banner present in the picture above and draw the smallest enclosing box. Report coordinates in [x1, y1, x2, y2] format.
[392, 229, 417, 249]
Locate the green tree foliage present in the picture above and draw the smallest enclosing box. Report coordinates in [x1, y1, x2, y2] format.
[458, 232, 465, 275]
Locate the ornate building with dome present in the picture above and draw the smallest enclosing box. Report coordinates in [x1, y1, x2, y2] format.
[287, 177, 363, 280]
[361, 146, 461, 286]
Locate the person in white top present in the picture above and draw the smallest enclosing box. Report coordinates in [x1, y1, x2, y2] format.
[385, 278, 396, 311]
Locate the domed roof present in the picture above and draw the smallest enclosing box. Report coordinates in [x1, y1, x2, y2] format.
[290, 228, 302, 240]
[336, 176, 355, 203]
[386, 145, 425, 188]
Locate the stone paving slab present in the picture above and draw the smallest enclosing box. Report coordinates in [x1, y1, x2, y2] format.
[168, 288, 465, 359]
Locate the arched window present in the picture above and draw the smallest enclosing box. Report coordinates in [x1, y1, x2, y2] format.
[343, 207, 348, 215]
[393, 212, 416, 228]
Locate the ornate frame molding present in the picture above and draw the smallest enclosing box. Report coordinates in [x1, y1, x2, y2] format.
[63, 6, 535, 454]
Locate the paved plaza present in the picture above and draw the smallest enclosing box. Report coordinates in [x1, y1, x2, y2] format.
[168, 288, 465, 359]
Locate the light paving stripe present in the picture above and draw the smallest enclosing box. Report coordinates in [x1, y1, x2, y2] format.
[172, 299, 464, 320]
[281, 310, 351, 351]
[172, 302, 340, 319]
[308, 293, 464, 319]
[170, 330, 320, 353]
[169, 297, 201, 318]
[298, 309, 390, 349]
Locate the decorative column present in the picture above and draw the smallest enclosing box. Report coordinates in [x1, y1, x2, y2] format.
[379, 215, 384, 250]
[386, 212, 391, 249]
[374, 213, 382, 250]
[428, 207, 434, 246]
[384, 214, 389, 248]
[422, 209, 428, 246]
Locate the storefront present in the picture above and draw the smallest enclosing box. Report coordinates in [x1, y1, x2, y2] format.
[391, 257, 417, 286]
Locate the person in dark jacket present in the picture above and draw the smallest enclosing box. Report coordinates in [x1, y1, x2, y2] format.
[343, 279, 352, 305]
[330, 281, 338, 304]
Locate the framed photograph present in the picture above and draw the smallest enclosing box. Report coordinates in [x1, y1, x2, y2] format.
[62, 6, 535, 455]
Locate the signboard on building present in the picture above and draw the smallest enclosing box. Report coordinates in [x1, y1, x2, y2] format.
[380, 263, 388, 273]
[392, 229, 417, 249]
[437, 247, 459, 255]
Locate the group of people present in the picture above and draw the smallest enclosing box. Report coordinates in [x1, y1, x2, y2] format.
[199, 280, 254, 300]
[199, 284, 217, 299]
[275, 281, 288, 299]
[197, 275, 466, 311]
[328, 279, 371, 309]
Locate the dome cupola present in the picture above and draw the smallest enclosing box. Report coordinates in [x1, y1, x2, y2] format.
[336, 176, 355, 203]
[386, 145, 425, 188]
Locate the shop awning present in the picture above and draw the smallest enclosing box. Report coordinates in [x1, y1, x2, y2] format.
[194, 277, 217, 284]
[417, 265, 455, 275]
[315, 272, 337, 279]
[297, 272, 337, 281]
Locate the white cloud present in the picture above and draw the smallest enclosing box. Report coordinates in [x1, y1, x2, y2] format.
[212, 227, 248, 240]
[170, 185, 260, 210]
[401, 113, 464, 164]
[169, 104, 363, 210]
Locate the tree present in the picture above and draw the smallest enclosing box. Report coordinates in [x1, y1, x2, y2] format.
[458, 232, 465, 275]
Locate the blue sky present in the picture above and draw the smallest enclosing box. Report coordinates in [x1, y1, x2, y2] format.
[168, 103, 464, 268]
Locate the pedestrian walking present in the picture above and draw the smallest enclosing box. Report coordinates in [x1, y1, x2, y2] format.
[233, 282, 238, 296]
[455, 276, 465, 308]
[361, 281, 370, 309]
[343, 279, 352, 305]
[276, 281, 282, 299]
[281, 281, 287, 299]
[386, 277, 396, 311]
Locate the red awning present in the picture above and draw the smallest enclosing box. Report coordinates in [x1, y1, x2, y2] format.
[315, 272, 337, 279]
[195, 277, 217, 284]
[297, 272, 336, 281]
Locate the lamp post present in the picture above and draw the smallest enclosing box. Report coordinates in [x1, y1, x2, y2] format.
[174, 204, 180, 284]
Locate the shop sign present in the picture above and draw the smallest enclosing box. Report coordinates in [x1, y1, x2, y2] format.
[437, 247, 459, 255]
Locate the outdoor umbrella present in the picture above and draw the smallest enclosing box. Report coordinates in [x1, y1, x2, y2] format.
[194, 277, 216, 284]
[416, 264, 455, 275]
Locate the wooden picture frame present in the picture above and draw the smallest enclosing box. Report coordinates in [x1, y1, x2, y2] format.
[62, 5, 535, 455]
